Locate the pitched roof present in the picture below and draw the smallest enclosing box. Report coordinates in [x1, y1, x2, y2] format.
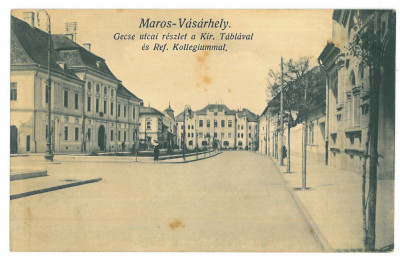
[140, 106, 164, 116]
[175, 111, 195, 122]
[237, 108, 259, 122]
[176, 104, 237, 122]
[163, 104, 175, 119]
[52, 34, 119, 80]
[117, 83, 142, 102]
[196, 104, 236, 115]
[11, 16, 81, 81]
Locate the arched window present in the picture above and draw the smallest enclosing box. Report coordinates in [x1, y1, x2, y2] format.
[111, 89, 114, 97]
[96, 84, 100, 93]
[104, 86, 107, 95]
[146, 121, 151, 130]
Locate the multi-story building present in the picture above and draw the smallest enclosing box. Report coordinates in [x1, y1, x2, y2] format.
[318, 10, 395, 179]
[236, 109, 259, 150]
[162, 104, 178, 149]
[176, 104, 259, 150]
[10, 14, 142, 154]
[139, 106, 165, 148]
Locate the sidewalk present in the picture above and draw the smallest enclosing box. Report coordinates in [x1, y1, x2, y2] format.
[10, 150, 221, 166]
[10, 155, 103, 200]
[272, 153, 394, 251]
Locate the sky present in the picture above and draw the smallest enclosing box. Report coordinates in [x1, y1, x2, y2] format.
[12, 9, 333, 115]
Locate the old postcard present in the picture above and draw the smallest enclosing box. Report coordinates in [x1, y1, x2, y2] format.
[9, 9, 395, 252]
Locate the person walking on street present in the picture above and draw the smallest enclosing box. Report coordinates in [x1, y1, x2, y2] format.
[154, 140, 160, 162]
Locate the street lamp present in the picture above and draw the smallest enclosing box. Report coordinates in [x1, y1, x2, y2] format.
[37, 9, 53, 161]
[182, 105, 191, 161]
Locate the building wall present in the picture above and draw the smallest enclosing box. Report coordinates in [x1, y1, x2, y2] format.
[10, 68, 141, 154]
[177, 111, 237, 150]
[139, 114, 163, 146]
[324, 11, 395, 179]
[258, 116, 267, 155]
[162, 113, 177, 147]
[248, 121, 259, 151]
[236, 116, 247, 149]
[10, 69, 85, 154]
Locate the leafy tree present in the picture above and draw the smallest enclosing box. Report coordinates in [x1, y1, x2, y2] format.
[266, 56, 325, 179]
[266, 57, 325, 126]
[346, 10, 392, 252]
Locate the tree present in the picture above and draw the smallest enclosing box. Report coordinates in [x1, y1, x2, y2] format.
[266, 57, 325, 178]
[346, 10, 389, 252]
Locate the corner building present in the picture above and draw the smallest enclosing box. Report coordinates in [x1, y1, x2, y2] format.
[10, 14, 142, 154]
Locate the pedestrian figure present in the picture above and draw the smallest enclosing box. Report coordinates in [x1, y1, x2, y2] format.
[153, 141, 160, 162]
[282, 145, 287, 159]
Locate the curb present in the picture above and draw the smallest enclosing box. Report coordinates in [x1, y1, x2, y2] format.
[10, 177, 102, 200]
[269, 157, 334, 252]
[164, 151, 222, 164]
[159, 150, 215, 160]
[10, 170, 48, 181]
[133, 151, 223, 164]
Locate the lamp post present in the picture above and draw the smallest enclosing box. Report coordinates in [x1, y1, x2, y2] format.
[182, 105, 191, 161]
[135, 127, 139, 162]
[38, 9, 53, 161]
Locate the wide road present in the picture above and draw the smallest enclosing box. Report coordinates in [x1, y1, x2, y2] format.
[10, 151, 321, 251]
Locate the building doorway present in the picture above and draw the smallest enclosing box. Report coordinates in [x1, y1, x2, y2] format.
[98, 125, 106, 151]
[10, 125, 18, 153]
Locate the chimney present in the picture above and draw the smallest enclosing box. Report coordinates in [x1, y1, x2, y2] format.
[65, 34, 74, 41]
[23, 12, 35, 27]
[65, 22, 77, 42]
[82, 43, 91, 52]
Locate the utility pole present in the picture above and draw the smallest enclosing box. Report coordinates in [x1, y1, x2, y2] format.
[287, 115, 291, 173]
[182, 105, 191, 161]
[302, 83, 308, 190]
[135, 127, 138, 162]
[280, 56, 284, 166]
[38, 10, 54, 161]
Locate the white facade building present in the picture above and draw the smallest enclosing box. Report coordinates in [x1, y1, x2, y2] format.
[10, 14, 142, 154]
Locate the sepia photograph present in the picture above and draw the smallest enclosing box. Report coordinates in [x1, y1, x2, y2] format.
[8, 8, 395, 253]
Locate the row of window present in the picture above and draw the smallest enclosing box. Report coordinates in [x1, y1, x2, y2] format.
[61, 126, 80, 141]
[184, 132, 233, 139]
[186, 140, 231, 146]
[10, 83, 136, 121]
[58, 126, 130, 142]
[63, 90, 80, 109]
[237, 133, 252, 138]
[197, 119, 233, 128]
[182, 131, 255, 139]
[237, 124, 258, 130]
[87, 82, 115, 97]
[181, 121, 259, 131]
[86, 96, 137, 119]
